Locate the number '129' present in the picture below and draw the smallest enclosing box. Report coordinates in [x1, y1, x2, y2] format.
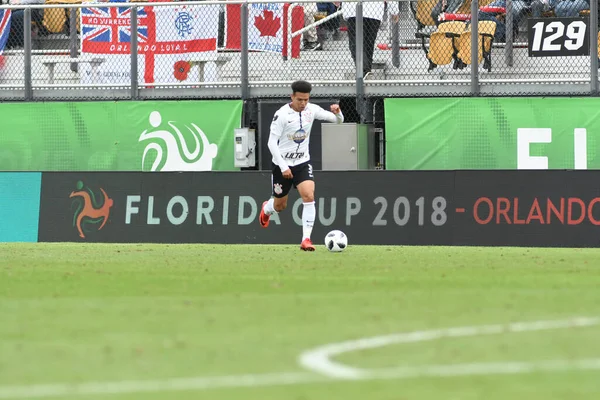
[530, 20, 587, 52]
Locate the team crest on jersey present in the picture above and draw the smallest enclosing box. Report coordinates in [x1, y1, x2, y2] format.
[302, 110, 313, 122]
[273, 183, 283, 195]
[288, 129, 307, 144]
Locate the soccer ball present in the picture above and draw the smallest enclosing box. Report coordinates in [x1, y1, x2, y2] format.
[324, 230, 348, 252]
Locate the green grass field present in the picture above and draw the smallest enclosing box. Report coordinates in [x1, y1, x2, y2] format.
[1, 243, 600, 399]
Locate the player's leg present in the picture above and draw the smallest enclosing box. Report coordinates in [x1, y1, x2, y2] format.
[272, 195, 288, 212]
[263, 194, 288, 216]
[260, 164, 292, 228]
[295, 163, 316, 251]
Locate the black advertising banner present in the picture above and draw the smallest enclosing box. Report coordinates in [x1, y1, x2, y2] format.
[453, 170, 600, 247]
[38, 171, 455, 244]
[38, 170, 600, 247]
[527, 17, 590, 57]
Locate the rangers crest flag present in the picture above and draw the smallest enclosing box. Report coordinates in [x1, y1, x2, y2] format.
[80, 0, 219, 84]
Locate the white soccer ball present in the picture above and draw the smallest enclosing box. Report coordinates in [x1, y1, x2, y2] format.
[324, 230, 348, 252]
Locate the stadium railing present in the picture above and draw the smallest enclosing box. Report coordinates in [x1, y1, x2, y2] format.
[0, 0, 598, 103]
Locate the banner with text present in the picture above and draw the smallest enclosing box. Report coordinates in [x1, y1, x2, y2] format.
[0, 100, 242, 171]
[384, 97, 600, 170]
[37, 170, 600, 247]
[81, 0, 219, 84]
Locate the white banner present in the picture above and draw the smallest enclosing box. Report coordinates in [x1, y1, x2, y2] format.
[80, 2, 219, 84]
[248, 2, 284, 54]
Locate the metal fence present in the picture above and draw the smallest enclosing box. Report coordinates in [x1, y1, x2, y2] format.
[0, 0, 598, 102]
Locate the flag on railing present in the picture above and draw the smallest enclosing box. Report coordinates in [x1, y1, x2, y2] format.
[80, 0, 219, 84]
[0, 10, 11, 68]
[0, 10, 10, 51]
[224, 2, 303, 59]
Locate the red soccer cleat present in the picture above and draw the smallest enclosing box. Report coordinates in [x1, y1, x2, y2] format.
[259, 201, 270, 228]
[300, 238, 316, 251]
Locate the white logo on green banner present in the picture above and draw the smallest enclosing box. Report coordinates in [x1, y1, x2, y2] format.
[139, 111, 218, 171]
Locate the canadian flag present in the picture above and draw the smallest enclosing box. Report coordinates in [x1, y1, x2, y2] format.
[224, 2, 303, 59]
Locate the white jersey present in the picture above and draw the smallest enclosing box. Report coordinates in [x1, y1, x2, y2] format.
[269, 102, 343, 171]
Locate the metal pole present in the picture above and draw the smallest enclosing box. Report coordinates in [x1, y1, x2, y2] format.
[241, 2, 249, 100]
[70, 8, 77, 72]
[24, 8, 32, 101]
[391, 12, 399, 68]
[130, 7, 138, 99]
[356, 2, 364, 123]
[471, 0, 479, 95]
[591, 0, 598, 95]
[506, 0, 513, 67]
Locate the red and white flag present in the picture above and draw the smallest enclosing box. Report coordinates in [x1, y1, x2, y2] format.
[224, 2, 303, 59]
[80, 0, 219, 84]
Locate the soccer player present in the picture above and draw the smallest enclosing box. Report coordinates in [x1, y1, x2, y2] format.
[259, 80, 344, 251]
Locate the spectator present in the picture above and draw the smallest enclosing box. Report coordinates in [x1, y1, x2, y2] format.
[6, 0, 44, 49]
[479, 0, 545, 42]
[547, 0, 589, 17]
[317, 2, 342, 40]
[303, 3, 321, 51]
[431, 0, 465, 24]
[342, 1, 399, 78]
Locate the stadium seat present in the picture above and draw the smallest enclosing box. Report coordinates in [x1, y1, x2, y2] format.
[457, 20, 497, 72]
[416, 21, 467, 71]
[43, 0, 81, 34]
[409, 0, 437, 32]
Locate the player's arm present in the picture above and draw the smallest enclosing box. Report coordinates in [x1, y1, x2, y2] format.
[268, 113, 292, 177]
[314, 104, 344, 124]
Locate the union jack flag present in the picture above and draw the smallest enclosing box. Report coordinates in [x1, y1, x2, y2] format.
[81, 2, 149, 54]
[79, 1, 218, 85]
[0, 10, 12, 54]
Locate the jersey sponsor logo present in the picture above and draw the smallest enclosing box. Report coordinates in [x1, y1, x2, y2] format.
[288, 128, 307, 144]
[283, 151, 305, 160]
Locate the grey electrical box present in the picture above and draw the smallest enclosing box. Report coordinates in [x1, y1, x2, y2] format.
[321, 123, 375, 170]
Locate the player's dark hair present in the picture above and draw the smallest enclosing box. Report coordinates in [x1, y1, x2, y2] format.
[291, 80, 312, 94]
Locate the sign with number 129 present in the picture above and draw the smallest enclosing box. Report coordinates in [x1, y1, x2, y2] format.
[528, 17, 589, 57]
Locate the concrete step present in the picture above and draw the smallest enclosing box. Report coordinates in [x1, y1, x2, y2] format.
[33, 34, 72, 50]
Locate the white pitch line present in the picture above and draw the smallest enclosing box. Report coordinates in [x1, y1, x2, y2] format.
[2, 317, 599, 399]
[298, 316, 600, 379]
[2, 358, 600, 399]
[0, 372, 326, 399]
[366, 358, 600, 379]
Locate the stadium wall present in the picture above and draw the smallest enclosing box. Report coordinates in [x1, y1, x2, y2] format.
[3, 170, 600, 247]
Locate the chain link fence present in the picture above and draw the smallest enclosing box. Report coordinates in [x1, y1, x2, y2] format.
[0, 0, 598, 102]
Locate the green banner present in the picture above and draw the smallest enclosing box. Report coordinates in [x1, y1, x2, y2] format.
[384, 97, 600, 170]
[0, 100, 243, 171]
